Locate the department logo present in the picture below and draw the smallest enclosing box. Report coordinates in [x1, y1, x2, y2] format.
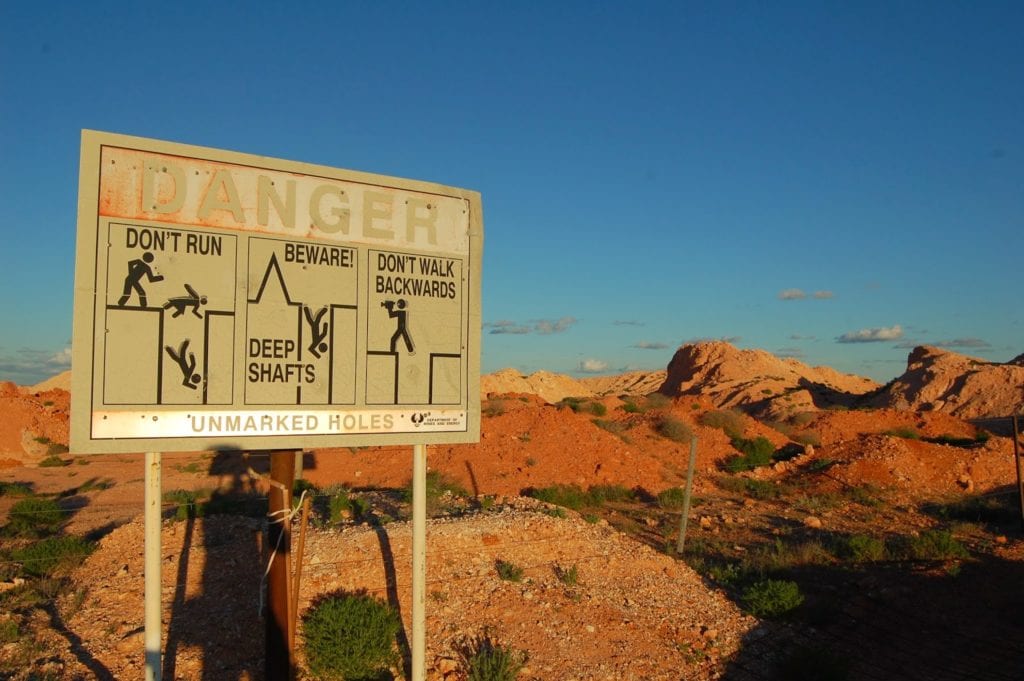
[411, 412, 429, 426]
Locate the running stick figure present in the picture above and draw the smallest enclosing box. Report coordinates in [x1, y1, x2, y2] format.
[117, 251, 164, 307]
[383, 299, 414, 354]
[163, 284, 208, 318]
[165, 339, 200, 389]
[303, 305, 330, 359]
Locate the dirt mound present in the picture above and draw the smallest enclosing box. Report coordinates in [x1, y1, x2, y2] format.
[29, 370, 71, 392]
[482, 369, 595, 403]
[63, 509, 754, 680]
[658, 341, 878, 417]
[869, 346, 1024, 419]
[578, 369, 667, 397]
[0, 386, 69, 464]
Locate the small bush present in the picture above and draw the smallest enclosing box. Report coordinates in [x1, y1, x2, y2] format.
[554, 563, 579, 586]
[495, 559, 524, 582]
[794, 431, 821, 446]
[458, 632, 528, 681]
[791, 411, 816, 427]
[0, 482, 33, 497]
[526, 484, 587, 510]
[656, 415, 693, 443]
[724, 436, 776, 472]
[644, 393, 672, 409]
[403, 471, 469, 516]
[163, 489, 204, 521]
[932, 492, 1017, 524]
[586, 484, 635, 504]
[883, 427, 920, 440]
[302, 591, 401, 680]
[845, 484, 883, 508]
[12, 536, 95, 577]
[622, 399, 643, 414]
[839, 534, 887, 562]
[482, 399, 506, 417]
[38, 455, 69, 468]
[741, 579, 804, 618]
[5, 497, 64, 537]
[699, 409, 745, 439]
[657, 487, 688, 510]
[909, 530, 969, 561]
[0, 619, 20, 645]
[588, 401, 607, 417]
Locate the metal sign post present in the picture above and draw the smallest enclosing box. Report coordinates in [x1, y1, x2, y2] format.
[412, 444, 427, 681]
[144, 451, 162, 681]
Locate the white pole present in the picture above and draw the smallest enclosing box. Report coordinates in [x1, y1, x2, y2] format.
[144, 451, 162, 681]
[412, 444, 427, 681]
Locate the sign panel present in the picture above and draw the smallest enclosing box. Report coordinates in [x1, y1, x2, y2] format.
[71, 131, 482, 453]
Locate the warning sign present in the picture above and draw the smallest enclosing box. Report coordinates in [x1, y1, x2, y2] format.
[71, 131, 482, 453]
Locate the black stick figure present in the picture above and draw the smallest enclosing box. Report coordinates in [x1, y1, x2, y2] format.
[117, 251, 164, 308]
[165, 339, 200, 390]
[163, 284, 208, 319]
[383, 299, 414, 354]
[303, 305, 330, 359]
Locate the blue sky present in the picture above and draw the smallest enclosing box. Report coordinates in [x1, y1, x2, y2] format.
[1, 1, 1021, 385]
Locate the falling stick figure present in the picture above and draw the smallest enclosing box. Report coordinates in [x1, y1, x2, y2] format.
[163, 284, 208, 318]
[165, 339, 200, 389]
[383, 299, 414, 354]
[118, 251, 164, 307]
[303, 305, 330, 359]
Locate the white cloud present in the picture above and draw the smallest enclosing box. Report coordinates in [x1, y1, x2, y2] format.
[578, 359, 609, 373]
[775, 347, 805, 359]
[778, 288, 806, 300]
[632, 341, 669, 350]
[533, 317, 577, 335]
[836, 325, 903, 343]
[485, 320, 531, 335]
[0, 346, 72, 385]
[613, 320, 645, 327]
[813, 290, 835, 299]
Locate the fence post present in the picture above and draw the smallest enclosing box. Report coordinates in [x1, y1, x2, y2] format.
[676, 437, 698, 555]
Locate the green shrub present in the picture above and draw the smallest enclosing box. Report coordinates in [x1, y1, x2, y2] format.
[302, 591, 401, 680]
[699, 409, 745, 439]
[5, 497, 64, 537]
[12, 536, 95, 577]
[586, 484, 634, 504]
[621, 399, 643, 414]
[883, 427, 920, 440]
[403, 471, 469, 516]
[839, 534, 887, 562]
[482, 399, 506, 417]
[794, 431, 821, 446]
[723, 436, 776, 472]
[932, 492, 1017, 524]
[554, 563, 579, 587]
[845, 484, 882, 507]
[163, 489, 204, 521]
[495, 559, 524, 582]
[657, 486, 688, 510]
[459, 632, 528, 681]
[644, 393, 672, 409]
[741, 579, 804, 618]
[38, 455, 69, 468]
[656, 415, 693, 443]
[0, 482, 33, 497]
[526, 484, 587, 510]
[909, 530, 969, 561]
[587, 401, 607, 416]
[0, 619, 20, 644]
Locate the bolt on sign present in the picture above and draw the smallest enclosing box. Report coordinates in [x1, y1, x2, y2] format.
[71, 131, 482, 453]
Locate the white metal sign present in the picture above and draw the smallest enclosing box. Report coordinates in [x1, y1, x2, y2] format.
[71, 131, 482, 453]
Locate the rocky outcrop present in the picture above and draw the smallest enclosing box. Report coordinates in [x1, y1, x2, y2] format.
[657, 341, 879, 417]
[869, 346, 1024, 419]
[481, 369, 595, 404]
[578, 370, 667, 398]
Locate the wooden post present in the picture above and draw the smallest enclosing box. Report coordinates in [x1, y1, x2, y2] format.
[676, 437, 698, 555]
[1013, 416, 1023, 531]
[266, 450, 296, 680]
[290, 495, 311, 653]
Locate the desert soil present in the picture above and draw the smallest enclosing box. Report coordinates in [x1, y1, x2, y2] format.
[1, 379, 1023, 679]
